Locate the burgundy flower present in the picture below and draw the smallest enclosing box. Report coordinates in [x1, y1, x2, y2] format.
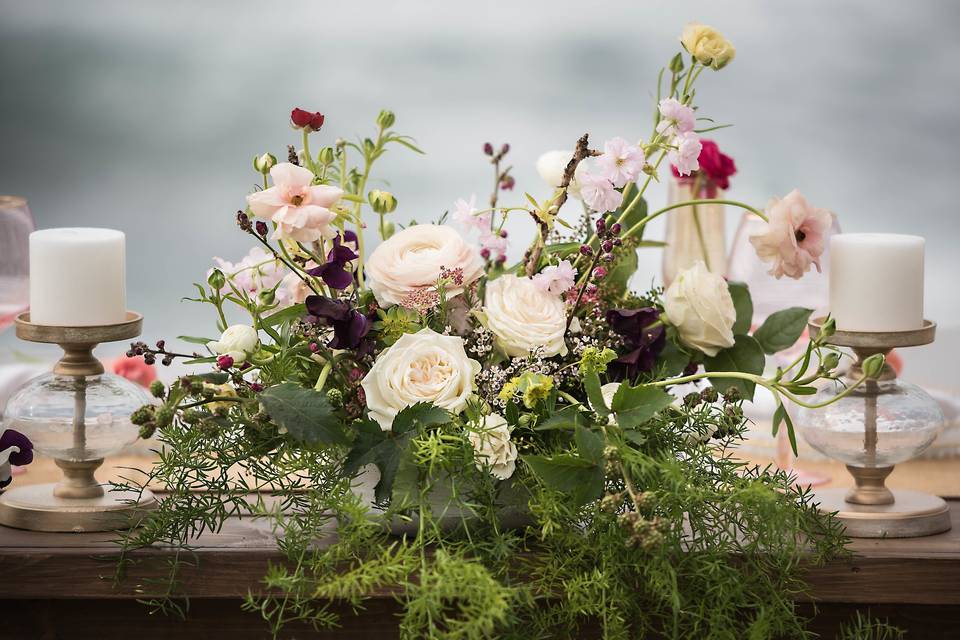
[605, 307, 666, 381]
[305, 295, 371, 351]
[306, 231, 358, 290]
[290, 108, 325, 132]
[671, 138, 736, 197]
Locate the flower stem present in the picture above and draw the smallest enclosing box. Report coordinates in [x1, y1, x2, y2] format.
[621, 198, 767, 244]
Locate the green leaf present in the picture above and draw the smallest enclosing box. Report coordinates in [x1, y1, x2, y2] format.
[343, 419, 414, 503]
[604, 245, 638, 296]
[505, 400, 520, 426]
[390, 447, 420, 507]
[259, 382, 349, 446]
[391, 402, 451, 435]
[610, 384, 675, 429]
[534, 405, 589, 431]
[194, 372, 229, 384]
[656, 341, 690, 378]
[544, 242, 582, 257]
[262, 303, 306, 328]
[583, 372, 609, 417]
[523, 454, 605, 506]
[772, 404, 798, 456]
[704, 335, 766, 400]
[177, 335, 214, 345]
[727, 281, 753, 336]
[575, 425, 605, 464]
[753, 307, 813, 354]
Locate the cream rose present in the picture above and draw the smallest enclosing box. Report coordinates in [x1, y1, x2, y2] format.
[467, 413, 518, 480]
[365, 224, 484, 307]
[663, 261, 736, 357]
[483, 274, 568, 357]
[681, 23, 736, 70]
[207, 325, 260, 362]
[361, 327, 481, 431]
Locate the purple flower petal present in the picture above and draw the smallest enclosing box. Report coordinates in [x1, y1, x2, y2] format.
[0, 429, 33, 467]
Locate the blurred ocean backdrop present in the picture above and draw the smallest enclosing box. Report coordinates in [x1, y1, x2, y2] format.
[2, 0, 958, 362]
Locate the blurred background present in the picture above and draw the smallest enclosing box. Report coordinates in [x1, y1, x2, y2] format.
[1, 0, 959, 491]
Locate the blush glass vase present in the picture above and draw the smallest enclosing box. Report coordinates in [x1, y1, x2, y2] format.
[661, 180, 726, 288]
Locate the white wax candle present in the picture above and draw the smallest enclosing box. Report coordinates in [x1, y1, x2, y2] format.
[29, 228, 127, 326]
[829, 233, 924, 332]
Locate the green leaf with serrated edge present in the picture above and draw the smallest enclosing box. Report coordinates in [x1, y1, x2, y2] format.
[704, 335, 766, 401]
[584, 372, 609, 417]
[610, 384, 674, 429]
[263, 303, 306, 328]
[575, 425, 605, 464]
[390, 447, 420, 507]
[343, 419, 414, 503]
[391, 402, 451, 435]
[727, 281, 753, 336]
[505, 400, 520, 426]
[534, 405, 590, 431]
[259, 382, 349, 446]
[754, 307, 813, 354]
[523, 454, 605, 506]
[177, 335, 214, 345]
[624, 430, 647, 446]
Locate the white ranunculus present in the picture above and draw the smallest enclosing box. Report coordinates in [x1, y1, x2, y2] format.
[467, 413, 518, 480]
[535, 150, 589, 199]
[365, 224, 484, 308]
[663, 261, 736, 357]
[483, 274, 568, 357]
[361, 328, 481, 431]
[207, 324, 260, 362]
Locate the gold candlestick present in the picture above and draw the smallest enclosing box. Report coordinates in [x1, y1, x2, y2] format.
[0, 312, 157, 532]
[798, 318, 949, 538]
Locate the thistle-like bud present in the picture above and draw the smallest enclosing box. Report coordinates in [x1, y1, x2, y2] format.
[376, 109, 396, 129]
[368, 189, 398, 214]
[131, 405, 156, 426]
[207, 268, 226, 290]
[861, 353, 886, 379]
[138, 422, 157, 440]
[317, 146, 336, 165]
[253, 152, 277, 174]
[149, 379, 166, 399]
[154, 405, 175, 429]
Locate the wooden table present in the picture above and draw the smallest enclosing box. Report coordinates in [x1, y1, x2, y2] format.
[3, 503, 960, 640]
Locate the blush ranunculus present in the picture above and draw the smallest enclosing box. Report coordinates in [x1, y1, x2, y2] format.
[245, 163, 343, 244]
[749, 190, 833, 279]
[365, 224, 484, 307]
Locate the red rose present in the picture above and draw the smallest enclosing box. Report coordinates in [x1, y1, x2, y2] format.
[290, 108, 325, 132]
[671, 138, 736, 196]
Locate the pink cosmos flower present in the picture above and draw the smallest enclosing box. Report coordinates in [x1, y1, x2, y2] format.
[532, 259, 577, 296]
[669, 131, 702, 177]
[578, 172, 623, 213]
[749, 189, 834, 279]
[245, 163, 343, 243]
[656, 98, 696, 138]
[596, 137, 645, 188]
[452, 195, 491, 232]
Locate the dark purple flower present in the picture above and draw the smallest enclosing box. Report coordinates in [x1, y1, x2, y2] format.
[306, 232, 358, 290]
[305, 295, 371, 351]
[606, 307, 666, 381]
[0, 429, 33, 488]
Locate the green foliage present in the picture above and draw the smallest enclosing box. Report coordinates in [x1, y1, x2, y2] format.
[754, 307, 814, 354]
[704, 335, 766, 400]
[610, 383, 674, 429]
[836, 611, 906, 640]
[727, 281, 753, 335]
[523, 453, 605, 506]
[259, 382, 349, 446]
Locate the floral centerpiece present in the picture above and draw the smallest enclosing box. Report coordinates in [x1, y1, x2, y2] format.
[119, 24, 885, 639]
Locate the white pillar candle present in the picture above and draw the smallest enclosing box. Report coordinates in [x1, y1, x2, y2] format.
[829, 233, 924, 332]
[29, 228, 127, 326]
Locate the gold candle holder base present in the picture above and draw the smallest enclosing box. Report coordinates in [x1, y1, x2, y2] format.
[0, 312, 158, 533]
[805, 317, 950, 538]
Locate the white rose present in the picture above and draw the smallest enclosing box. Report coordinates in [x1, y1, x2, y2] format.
[483, 274, 568, 357]
[365, 224, 484, 307]
[663, 261, 736, 357]
[207, 324, 260, 362]
[361, 327, 481, 431]
[535, 150, 589, 199]
[467, 413, 518, 480]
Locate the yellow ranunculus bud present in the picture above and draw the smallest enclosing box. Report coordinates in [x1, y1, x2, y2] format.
[680, 23, 736, 70]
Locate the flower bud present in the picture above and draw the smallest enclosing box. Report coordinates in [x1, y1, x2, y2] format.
[290, 108, 325, 132]
[601, 240, 614, 253]
[861, 353, 886, 379]
[149, 380, 166, 399]
[500, 143, 510, 155]
[819, 317, 836, 339]
[669, 52, 685, 74]
[592, 266, 607, 280]
[480, 248, 491, 260]
[483, 142, 494, 156]
[363, 138, 376, 155]
[253, 152, 277, 174]
[610, 223, 622, 235]
[258, 288, 276, 306]
[579, 244, 594, 257]
[216, 354, 235, 370]
[368, 189, 398, 214]
[207, 269, 226, 290]
[376, 109, 396, 129]
[596, 218, 606, 234]
[822, 351, 841, 371]
[317, 146, 336, 165]
[255, 221, 268, 237]
[499, 175, 515, 190]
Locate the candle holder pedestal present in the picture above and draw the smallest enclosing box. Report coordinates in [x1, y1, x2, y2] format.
[0, 312, 157, 532]
[798, 318, 949, 538]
